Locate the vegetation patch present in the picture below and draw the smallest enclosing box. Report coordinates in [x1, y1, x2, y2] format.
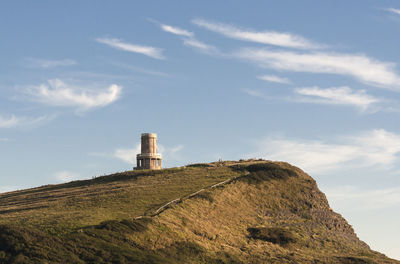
[234, 163, 298, 184]
[97, 218, 152, 233]
[247, 227, 297, 246]
[159, 241, 241, 264]
[186, 163, 213, 168]
[335, 256, 375, 264]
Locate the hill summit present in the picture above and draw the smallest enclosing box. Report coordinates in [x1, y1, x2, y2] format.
[0, 160, 398, 263]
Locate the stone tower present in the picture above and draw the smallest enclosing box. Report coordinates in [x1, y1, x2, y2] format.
[136, 133, 162, 170]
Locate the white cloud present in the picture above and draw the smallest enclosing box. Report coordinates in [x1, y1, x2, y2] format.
[158, 144, 185, 166]
[251, 129, 400, 174]
[0, 115, 20, 128]
[183, 38, 219, 54]
[258, 75, 291, 84]
[55, 171, 82, 182]
[151, 20, 220, 55]
[243, 89, 270, 100]
[294, 86, 379, 110]
[327, 185, 400, 210]
[0, 114, 52, 128]
[114, 144, 141, 165]
[192, 19, 321, 49]
[25, 58, 77, 68]
[160, 24, 194, 37]
[96, 37, 164, 59]
[244, 86, 379, 112]
[235, 48, 400, 89]
[384, 8, 400, 16]
[109, 61, 170, 77]
[0, 138, 10, 141]
[26, 79, 122, 111]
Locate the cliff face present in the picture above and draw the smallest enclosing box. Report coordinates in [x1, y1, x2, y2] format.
[0, 161, 398, 263]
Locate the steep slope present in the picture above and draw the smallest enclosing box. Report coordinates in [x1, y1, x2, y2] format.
[0, 160, 398, 263]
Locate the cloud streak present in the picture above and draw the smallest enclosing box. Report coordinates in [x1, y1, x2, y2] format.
[0, 114, 52, 128]
[250, 129, 400, 174]
[182, 38, 219, 54]
[160, 24, 194, 37]
[294, 86, 379, 110]
[384, 8, 400, 16]
[258, 74, 291, 84]
[153, 21, 220, 55]
[0, 115, 20, 128]
[243, 89, 271, 100]
[114, 144, 141, 165]
[25, 58, 77, 68]
[55, 171, 82, 182]
[327, 185, 400, 210]
[192, 19, 321, 49]
[235, 48, 400, 89]
[25, 79, 121, 111]
[96, 37, 164, 59]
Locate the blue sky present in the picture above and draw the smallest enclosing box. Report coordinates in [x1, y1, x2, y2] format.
[1, 0, 400, 259]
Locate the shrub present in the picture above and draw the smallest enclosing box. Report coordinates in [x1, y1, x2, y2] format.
[97, 218, 152, 233]
[247, 227, 296, 246]
[335, 256, 375, 264]
[186, 163, 213, 168]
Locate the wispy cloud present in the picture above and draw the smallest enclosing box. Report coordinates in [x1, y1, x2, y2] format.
[109, 61, 170, 77]
[258, 75, 291, 84]
[0, 115, 20, 128]
[25, 79, 122, 111]
[183, 38, 219, 54]
[0, 114, 52, 128]
[160, 24, 194, 37]
[96, 37, 164, 59]
[55, 171, 82, 182]
[169, 145, 184, 153]
[294, 86, 379, 110]
[243, 89, 271, 100]
[235, 48, 400, 89]
[0, 138, 10, 141]
[24, 58, 77, 68]
[114, 144, 141, 165]
[192, 19, 321, 49]
[152, 21, 220, 55]
[250, 129, 400, 174]
[384, 8, 400, 16]
[327, 185, 400, 210]
[159, 144, 185, 166]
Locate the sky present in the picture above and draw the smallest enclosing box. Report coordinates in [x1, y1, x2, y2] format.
[0, 0, 400, 259]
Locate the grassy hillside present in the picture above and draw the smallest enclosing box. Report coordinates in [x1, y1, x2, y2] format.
[0, 160, 398, 263]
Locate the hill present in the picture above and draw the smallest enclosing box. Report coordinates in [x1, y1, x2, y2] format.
[0, 160, 398, 263]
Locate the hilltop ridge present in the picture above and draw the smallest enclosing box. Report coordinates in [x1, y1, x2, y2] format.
[0, 160, 398, 263]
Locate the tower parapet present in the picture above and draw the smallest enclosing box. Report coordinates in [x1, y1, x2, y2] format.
[136, 133, 162, 170]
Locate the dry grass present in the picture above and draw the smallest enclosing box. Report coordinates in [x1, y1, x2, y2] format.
[0, 166, 239, 235]
[0, 160, 398, 263]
